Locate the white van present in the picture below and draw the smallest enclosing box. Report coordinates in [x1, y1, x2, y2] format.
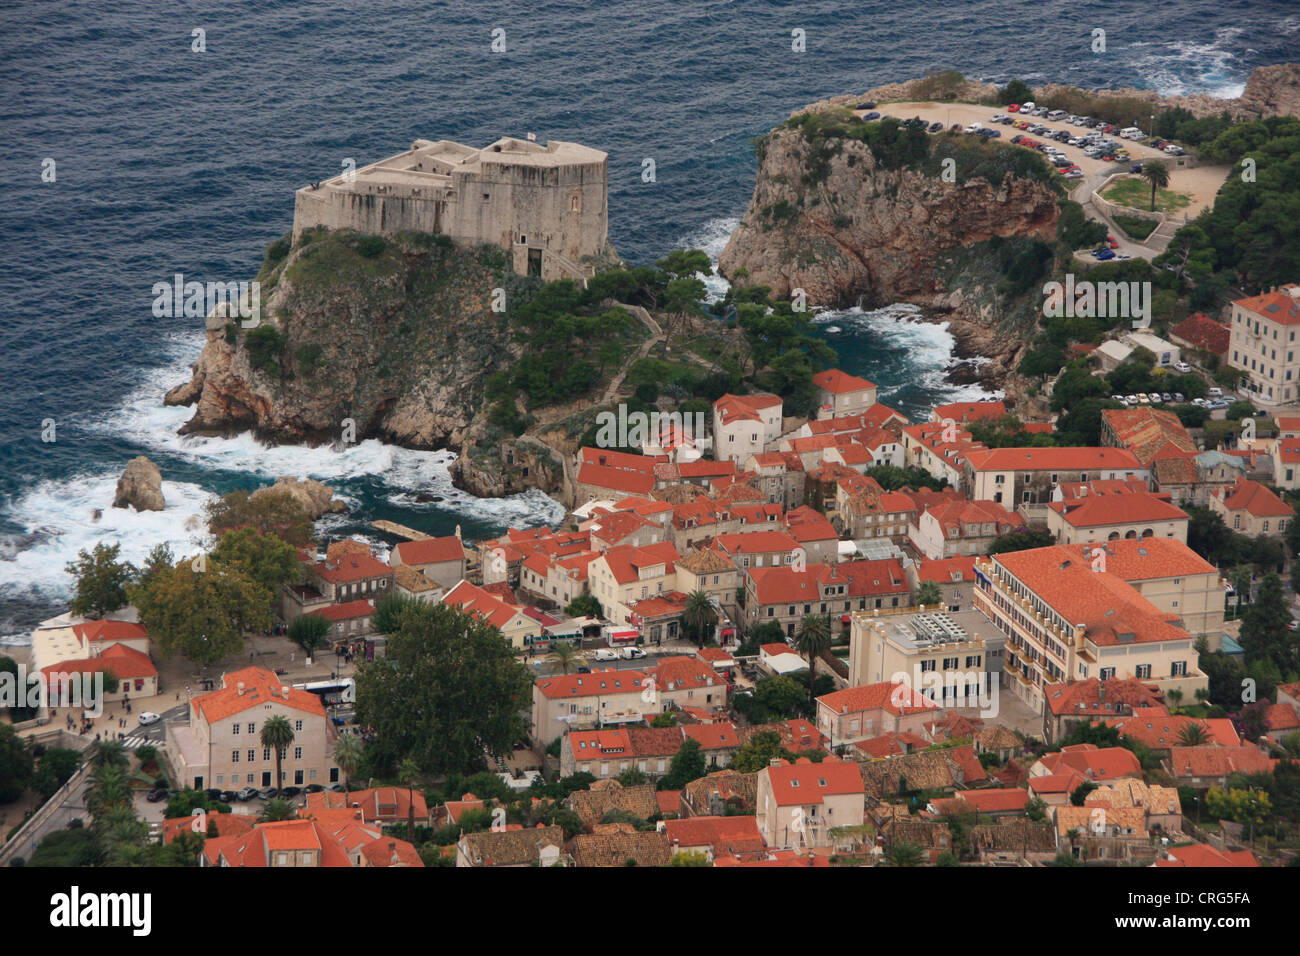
[1020, 101, 1035, 112]
[1047, 109, 1066, 120]
[1208, 387, 1223, 398]
[1120, 127, 1145, 140]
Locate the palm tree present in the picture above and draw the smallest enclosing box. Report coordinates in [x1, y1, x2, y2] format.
[682, 590, 717, 647]
[1166, 687, 1184, 713]
[260, 715, 295, 793]
[552, 642, 579, 675]
[333, 732, 364, 792]
[1140, 160, 1169, 212]
[259, 797, 298, 822]
[87, 763, 132, 818]
[86, 739, 128, 771]
[1176, 722, 1209, 746]
[399, 757, 421, 842]
[1194, 686, 1210, 707]
[795, 615, 832, 710]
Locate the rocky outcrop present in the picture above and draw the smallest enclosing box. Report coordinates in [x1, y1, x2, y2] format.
[1237, 63, 1300, 119]
[251, 476, 347, 518]
[112, 456, 165, 512]
[718, 116, 1059, 379]
[164, 233, 565, 499]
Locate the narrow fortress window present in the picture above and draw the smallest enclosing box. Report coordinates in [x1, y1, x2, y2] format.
[483, 193, 490, 200]
[570, 191, 581, 212]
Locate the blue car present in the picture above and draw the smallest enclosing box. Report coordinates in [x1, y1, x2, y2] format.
[1094, 248, 1116, 260]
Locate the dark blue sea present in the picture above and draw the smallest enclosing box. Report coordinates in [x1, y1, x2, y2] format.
[1, 0, 1296, 639]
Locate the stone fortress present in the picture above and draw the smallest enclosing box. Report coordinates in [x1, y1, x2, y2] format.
[292, 136, 612, 281]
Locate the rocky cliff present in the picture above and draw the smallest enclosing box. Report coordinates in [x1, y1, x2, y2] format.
[164, 231, 561, 498]
[718, 112, 1062, 380]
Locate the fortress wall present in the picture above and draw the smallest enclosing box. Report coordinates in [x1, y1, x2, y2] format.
[291, 153, 609, 279]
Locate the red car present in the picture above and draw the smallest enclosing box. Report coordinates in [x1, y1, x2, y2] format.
[1008, 104, 1020, 112]
[1106, 236, 1119, 248]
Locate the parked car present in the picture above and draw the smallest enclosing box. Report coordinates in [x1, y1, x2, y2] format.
[858, 101, 876, 110]
[138, 712, 160, 726]
[1008, 103, 1020, 112]
[236, 787, 258, 801]
[575, 665, 591, 673]
[1106, 236, 1119, 248]
[1174, 361, 1192, 373]
[257, 787, 277, 800]
[1093, 248, 1116, 260]
[1173, 392, 1186, 403]
[622, 646, 647, 659]
[146, 788, 168, 803]
[1149, 393, 1163, 404]
[1137, 394, 1150, 404]
[304, 784, 325, 794]
[204, 788, 223, 801]
[326, 783, 345, 793]
[593, 649, 619, 661]
[280, 786, 303, 798]
[928, 121, 944, 132]
[1208, 387, 1223, 398]
[964, 122, 982, 134]
[1130, 162, 1144, 173]
[1125, 394, 1139, 405]
[1161, 392, 1173, 403]
[1114, 252, 1132, 258]
[862, 111, 880, 121]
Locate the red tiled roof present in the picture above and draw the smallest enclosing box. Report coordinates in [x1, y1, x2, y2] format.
[1155, 844, 1258, 868]
[535, 669, 646, 700]
[1035, 744, 1141, 781]
[818, 681, 940, 716]
[813, 369, 876, 394]
[1169, 746, 1276, 778]
[1169, 313, 1229, 354]
[766, 756, 865, 805]
[965, 446, 1143, 472]
[1048, 490, 1188, 527]
[393, 535, 464, 566]
[933, 401, 1007, 423]
[1234, 287, 1300, 326]
[194, 667, 326, 723]
[315, 552, 391, 584]
[307, 599, 375, 622]
[714, 393, 782, 425]
[71, 619, 147, 644]
[1217, 477, 1294, 518]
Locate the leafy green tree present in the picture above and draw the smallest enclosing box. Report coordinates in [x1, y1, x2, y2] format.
[998, 79, 1033, 106]
[730, 730, 792, 774]
[987, 526, 1055, 556]
[564, 594, 602, 619]
[660, 738, 707, 790]
[885, 842, 923, 866]
[752, 675, 807, 720]
[65, 542, 136, 619]
[1239, 573, 1295, 673]
[0, 724, 35, 802]
[260, 715, 295, 791]
[130, 557, 269, 668]
[206, 488, 314, 547]
[34, 748, 81, 799]
[288, 614, 331, 656]
[211, 527, 299, 600]
[354, 602, 531, 776]
[617, 767, 649, 787]
[670, 850, 711, 866]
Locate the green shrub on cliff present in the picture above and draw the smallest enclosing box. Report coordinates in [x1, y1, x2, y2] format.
[245, 324, 286, 376]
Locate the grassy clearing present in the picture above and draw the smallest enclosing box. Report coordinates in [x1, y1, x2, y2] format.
[1102, 176, 1191, 214]
[1112, 214, 1158, 241]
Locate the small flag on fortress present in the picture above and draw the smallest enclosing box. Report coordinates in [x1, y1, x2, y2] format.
[526, 132, 536, 141]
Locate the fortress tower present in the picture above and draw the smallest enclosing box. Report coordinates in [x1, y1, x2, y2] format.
[292, 136, 610, 281]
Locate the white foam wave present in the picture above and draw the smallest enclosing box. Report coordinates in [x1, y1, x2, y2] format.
[1131, 29, 1249, 98]
[814, 304, 1003, 406]
[678, 215, 740, 303]
[0, 473, 216, 605]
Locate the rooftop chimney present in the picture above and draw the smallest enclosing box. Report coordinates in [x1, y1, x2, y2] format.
[237, 682, 245, 696]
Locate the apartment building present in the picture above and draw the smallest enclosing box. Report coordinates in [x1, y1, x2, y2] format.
[1208, 477, 1294, 537]
[847, 612, 990, 709]
[713, 393, 784, 463]
[963, 447, 1147, 517]
[756, 755, 865, 849]
[911, 498, 1025, 559]
[587, 541, 681, 627]
[743, 558, 910, 638]
[973, 544, 1208, 713]
[166, 666, 338, 792]
[1227, 284, 1300, 406]
[812, 369, 878, 419]
[1045, 488, 1190, 545]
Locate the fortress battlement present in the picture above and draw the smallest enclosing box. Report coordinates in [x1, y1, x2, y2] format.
[293, 136, 610, 281]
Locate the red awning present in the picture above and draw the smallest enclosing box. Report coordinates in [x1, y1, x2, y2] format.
[841, 615, 851, 624]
